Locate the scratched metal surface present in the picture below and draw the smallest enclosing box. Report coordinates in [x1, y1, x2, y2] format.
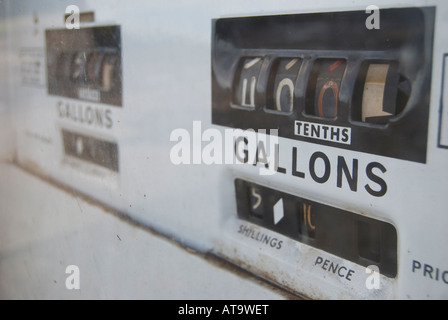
[0, 162, 291, 299]
[0, 2, 15, 162]
[1, 0, 447, 300]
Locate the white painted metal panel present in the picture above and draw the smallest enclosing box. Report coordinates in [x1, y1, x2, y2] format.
[1, 0, 447, 299]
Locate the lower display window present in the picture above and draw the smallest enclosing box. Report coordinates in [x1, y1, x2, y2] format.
[234, 179, 397, 278]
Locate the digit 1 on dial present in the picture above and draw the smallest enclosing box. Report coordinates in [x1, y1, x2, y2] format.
[233, 57, 263, 109]
[268, 58, 302, 113]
